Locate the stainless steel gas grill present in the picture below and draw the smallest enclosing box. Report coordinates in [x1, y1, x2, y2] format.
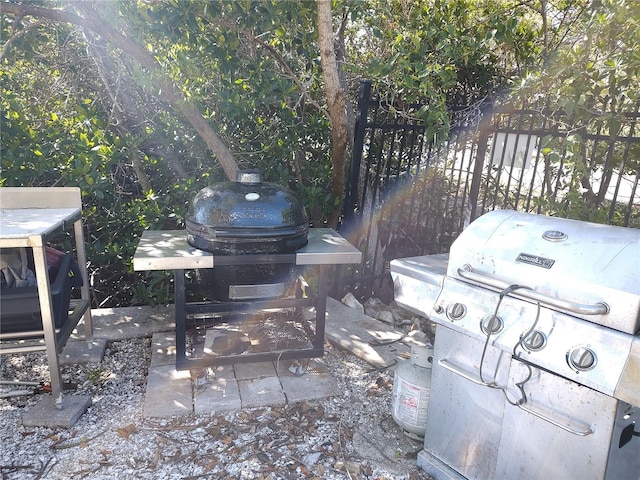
[391, 210, 640, 480]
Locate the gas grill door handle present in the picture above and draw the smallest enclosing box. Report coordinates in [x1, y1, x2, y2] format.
[517, 404, 594, 436]
[440, 359, 595, 437]
[457, 267, 609, 315]
[438, 358, 502, 387]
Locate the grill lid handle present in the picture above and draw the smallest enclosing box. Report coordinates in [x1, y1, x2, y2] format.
[236, 170, 262, 184]
[457, 265, 610, 316]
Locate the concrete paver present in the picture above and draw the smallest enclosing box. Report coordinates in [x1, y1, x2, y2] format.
[323, 297, 410, 368]
[143, 364, 192, 418]
[238, 376, 286, 409]
[234, 361, 277, 380]
[193, 365, 241, 416]
[72, 305, 175, 341]
[60, 338, 107, 366]
[22, 394, 92, 429]
[277, 359, 340, 403]
[144, 331, 334, 417]
[149, 331, 178, 367]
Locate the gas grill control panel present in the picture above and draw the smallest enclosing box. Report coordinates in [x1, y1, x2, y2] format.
[428, 277, 634, 396]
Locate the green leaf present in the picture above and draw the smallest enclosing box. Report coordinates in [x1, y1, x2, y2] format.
[607, 118, 621, 137]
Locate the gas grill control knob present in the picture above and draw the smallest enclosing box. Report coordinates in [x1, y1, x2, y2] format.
[568, 347, 597, 371]
[480, 314, 503, 335]
[446, 303, 466, 320]
[523, 330, 547, 351]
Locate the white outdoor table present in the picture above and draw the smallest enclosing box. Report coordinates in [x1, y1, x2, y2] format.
[0, 188, 93, 410]
[134, 228, 362, 369]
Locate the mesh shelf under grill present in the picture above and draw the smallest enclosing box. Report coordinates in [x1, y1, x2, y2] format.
[185, 309, 314, 361]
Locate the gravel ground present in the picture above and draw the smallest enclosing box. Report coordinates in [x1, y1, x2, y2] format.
[0, 335, 432, 480]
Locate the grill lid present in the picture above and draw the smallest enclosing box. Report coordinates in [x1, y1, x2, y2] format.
[448, 210, 640, 334]
[186, 170, 309, 253]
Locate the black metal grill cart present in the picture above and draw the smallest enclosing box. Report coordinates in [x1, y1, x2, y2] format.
[133, 228, 361, 370]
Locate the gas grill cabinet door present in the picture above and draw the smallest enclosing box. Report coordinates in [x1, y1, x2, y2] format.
[495, 361, 619, 480]
[422, 327, 512, 480]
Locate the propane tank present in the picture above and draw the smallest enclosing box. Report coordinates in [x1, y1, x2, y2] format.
[391, 344, 433, 440]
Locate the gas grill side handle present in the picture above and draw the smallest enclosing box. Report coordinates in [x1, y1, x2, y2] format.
[457, 266, 610, 316]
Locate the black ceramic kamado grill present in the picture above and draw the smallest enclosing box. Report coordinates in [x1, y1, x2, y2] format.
[186, 170, 309, 301]
[391, 210, 640, 480]
[187, 170, 309, 256]
[133, 171, 361, 370]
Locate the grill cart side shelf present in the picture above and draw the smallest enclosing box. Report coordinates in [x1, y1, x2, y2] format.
[133, 229, 362, 369]
[0, 187, 94, 411]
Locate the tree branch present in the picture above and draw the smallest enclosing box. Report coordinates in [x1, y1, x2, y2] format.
[206, 19, 329, 118]
[0, 18, 45, 61]
[0, 1, 239, 180]
[253, 35, 329, 118]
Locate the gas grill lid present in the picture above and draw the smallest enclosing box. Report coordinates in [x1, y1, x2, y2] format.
[448, 210, 640, 334]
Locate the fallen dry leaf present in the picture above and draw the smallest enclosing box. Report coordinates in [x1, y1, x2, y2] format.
[116, 424, 137, 439]
[335, 460, 362, 475]
[339, 424, 354, 440]
[204, 457, 218, 471]
[147, 449, 160, 469]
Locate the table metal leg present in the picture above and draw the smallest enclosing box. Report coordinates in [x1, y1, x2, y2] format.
[32, 245, 64, 409]
[174, 269, 187, 364]
[314, 265, 329, 351]
[74, 219, 93, 341]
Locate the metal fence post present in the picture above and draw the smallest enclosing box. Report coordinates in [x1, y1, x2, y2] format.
[468, 127, 490, 223]
[342, 80, 371, 228]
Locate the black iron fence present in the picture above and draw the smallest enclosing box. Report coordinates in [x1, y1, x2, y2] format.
[338, 81, 640, 300]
